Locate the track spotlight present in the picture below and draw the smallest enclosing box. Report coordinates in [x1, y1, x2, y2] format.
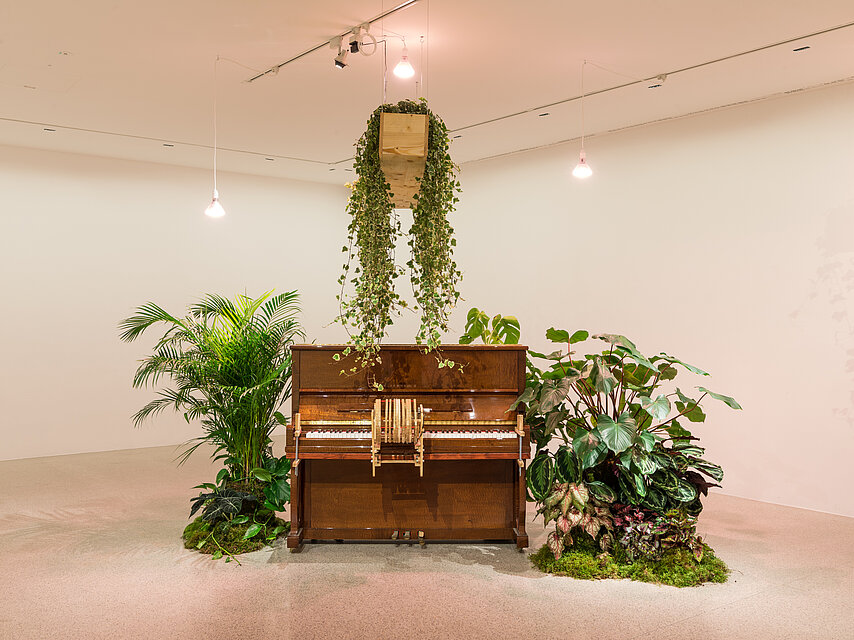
[334, 49, 349, 69]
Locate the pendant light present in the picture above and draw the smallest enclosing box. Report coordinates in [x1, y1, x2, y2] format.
[393, 38, 415, 79]
[205, 56, 226, 217]
[572, 59, 593, 179]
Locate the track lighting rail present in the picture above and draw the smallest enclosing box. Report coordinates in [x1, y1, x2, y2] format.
[246, 0, 419, 82]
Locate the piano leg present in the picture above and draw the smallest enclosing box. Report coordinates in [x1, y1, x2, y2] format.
[513, 461, 529, 551]
[287, 461, 305, 551]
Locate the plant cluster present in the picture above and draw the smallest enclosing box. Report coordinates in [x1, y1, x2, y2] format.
[120, 291, 302, 559]
[183, 483, 288, 563]
[514, 326, 739, 575]
[529, 535, 729, 588]
[337, 99, 462, 368]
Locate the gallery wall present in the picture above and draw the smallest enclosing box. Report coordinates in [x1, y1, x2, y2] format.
[450, 81, 854, 517]
[0, 146, 351, 461]
[2, 79, 852, 517]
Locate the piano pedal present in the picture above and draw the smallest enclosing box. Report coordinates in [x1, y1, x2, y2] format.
[418, 531, 425, 547]
[391, 530, 399, 541]
[403, 530, 411, 542]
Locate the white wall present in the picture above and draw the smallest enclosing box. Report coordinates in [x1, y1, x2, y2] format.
[0, 146, 350, 461]
[2, 80, 853, 517]
[450, 81, 854, 517]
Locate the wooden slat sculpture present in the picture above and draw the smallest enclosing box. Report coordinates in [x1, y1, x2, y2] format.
[370, 398, 425, 476]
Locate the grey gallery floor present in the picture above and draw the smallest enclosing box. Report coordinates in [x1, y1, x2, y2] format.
[0, 445, 852, 640]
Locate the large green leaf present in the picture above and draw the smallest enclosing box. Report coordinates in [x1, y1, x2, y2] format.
[640, 395, 671, 422]
[698, 387, 742, 410]
[634, 430, 656, 452]
[596, 412, 637, 454]
[510, 386, 536, 410]
[590, 358, 618, 394]
[554, 445, 579, 483]
[665, 420, 692, 439]
[527, 453, 554, 502]
[494, 316, 521, 344]
[569, 330, 589, 344]
[631, 448, 658, 475]
[593, 334, 638, 351]
[539, 377, 573, 412]
[656, 353, 709, 376]
[585, 480, 616, 503]
[545, 327, 570, 343]
[691, 459, 725, 483]
[243, 523, 263, 539]
[573, 429, 608, 469]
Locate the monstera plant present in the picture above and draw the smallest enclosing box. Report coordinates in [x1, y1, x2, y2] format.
[516, 329, 741, 561]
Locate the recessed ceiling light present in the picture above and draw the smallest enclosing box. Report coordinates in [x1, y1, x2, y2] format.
[793, 45, 810, 52]
[538, 112, 550, 117]
[452, 134, 462, 139]
[162, 143, 174, 147]
[328, 168, 336, 171]
[43, 128, 56, 132]
[265, 157, 275, 161]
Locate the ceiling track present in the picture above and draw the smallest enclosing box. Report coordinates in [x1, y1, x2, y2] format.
[245, 0, 419, 83]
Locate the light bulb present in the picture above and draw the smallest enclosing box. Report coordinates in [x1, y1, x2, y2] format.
[205, 189, 226, 218]
[572, 150, 593, 179]
[394, 47, 415, 79]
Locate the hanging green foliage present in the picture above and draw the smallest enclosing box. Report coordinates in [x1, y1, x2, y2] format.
[337, 99, 462, 369]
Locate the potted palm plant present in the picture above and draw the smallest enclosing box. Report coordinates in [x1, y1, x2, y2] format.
[119, 290, 303, 561]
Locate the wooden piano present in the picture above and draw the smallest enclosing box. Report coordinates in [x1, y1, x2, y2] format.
[285, 344, 530, 549]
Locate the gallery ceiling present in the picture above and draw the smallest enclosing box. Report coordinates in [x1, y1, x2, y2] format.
[1, 0, 853, 184]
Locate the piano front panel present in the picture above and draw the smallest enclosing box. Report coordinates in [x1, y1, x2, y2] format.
[287, 344, 530, 548]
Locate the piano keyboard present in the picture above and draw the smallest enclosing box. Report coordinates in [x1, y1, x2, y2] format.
[301, 430, 518, 440]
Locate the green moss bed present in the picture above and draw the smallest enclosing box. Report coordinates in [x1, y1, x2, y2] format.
[183, 516, 290, 556]
[530, 537, 729, 587]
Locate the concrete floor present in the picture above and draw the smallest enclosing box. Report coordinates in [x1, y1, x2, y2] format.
[0, 445, 852, 640]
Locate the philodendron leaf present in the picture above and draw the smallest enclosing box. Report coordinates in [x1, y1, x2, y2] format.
[273, 411, 288, 426]
[656, 353, 709, 376]
[545, 327, 570, 343]
[569, 330, 589, 344]
[251, 468, 273, 483]
[698, 387, 742, 410]
[573, 429, 608, 469]
[634, 430, 656, 452]
[596, 412, 637, 454]
[665, 420, 692, 439]
[640, 395, 671, 422]
[593, 333, 638, 351]
[510, 386, 536, 411]
[544, 411, 563, 437]
[243, 523, 263, 539]
[539, 377, 572, 412]
[590, 357, 618, 394]
[615, 346, 659, 373]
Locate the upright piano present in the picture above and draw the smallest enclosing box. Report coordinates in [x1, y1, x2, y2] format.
[285, 344, 530, 549]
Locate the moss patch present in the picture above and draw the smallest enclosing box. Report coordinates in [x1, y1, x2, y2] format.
[530, 536, 729, 587]
[183, 515, 289, 557]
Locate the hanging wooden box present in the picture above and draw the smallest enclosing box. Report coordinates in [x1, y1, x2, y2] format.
[379, 112, 429, 208]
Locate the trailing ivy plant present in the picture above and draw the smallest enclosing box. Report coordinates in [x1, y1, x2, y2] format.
[337, 99, 462, 370]
[515, 329, 741, 563]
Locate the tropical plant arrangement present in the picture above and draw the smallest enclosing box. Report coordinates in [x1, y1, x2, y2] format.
[460, 308, 737, 586]
[336, 98, 462, 374]
[119, 290, 303, 559]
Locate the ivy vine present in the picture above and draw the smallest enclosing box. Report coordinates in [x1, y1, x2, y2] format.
[337, 99, 462, 369]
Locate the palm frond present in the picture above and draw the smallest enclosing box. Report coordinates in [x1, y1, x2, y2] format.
[118, 303, 186, 342]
